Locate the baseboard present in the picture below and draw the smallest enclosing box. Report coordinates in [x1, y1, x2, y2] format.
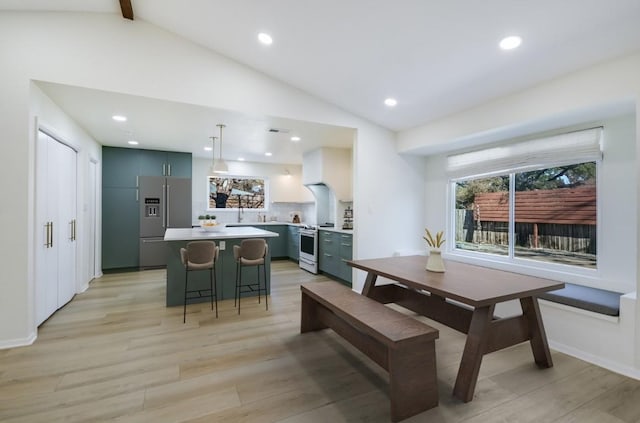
[0, 331, 36, 350]
[549, 339, 640, 381]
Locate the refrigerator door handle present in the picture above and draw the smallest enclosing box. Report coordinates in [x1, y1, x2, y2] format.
[166, 184, 171, 227]
[162, 184, 166, 228]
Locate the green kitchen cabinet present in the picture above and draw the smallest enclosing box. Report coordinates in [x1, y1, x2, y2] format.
[319, 230, 352, 286]
[139, 149, 192, 177]
[287, 225, 300, 260]
[319, 230, 338, 274]
[268, 225, 288, 258]
[102, 187, 140, 269]
[337, 233, 353, 284]
[102, 147, 140, 188]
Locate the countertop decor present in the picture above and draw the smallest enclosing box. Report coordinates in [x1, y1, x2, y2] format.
[423, 228, 445, 272]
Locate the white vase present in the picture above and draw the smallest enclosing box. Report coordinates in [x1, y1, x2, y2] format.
[426, 249, 445, 272]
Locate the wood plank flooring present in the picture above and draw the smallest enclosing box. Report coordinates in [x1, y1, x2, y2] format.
[1, 261, 639, 422]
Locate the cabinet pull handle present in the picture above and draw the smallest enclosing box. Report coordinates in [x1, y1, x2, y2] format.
[69, 220, 74, 241]
[162, 163, 166, 176]
[73, 219, 77, 241]
[167, 163, 171, 176]
[324, 253, 332, 257]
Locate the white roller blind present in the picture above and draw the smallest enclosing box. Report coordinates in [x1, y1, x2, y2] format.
[446, 127, 603, 179]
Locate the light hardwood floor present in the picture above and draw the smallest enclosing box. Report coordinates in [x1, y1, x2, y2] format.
[1, 261, 639, 422]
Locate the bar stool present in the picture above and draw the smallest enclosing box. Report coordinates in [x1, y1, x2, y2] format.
[180, 240, 219, 323]
[233, 238, 268, 314]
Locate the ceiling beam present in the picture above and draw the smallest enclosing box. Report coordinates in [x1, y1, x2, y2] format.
[119, 0, 134, 20]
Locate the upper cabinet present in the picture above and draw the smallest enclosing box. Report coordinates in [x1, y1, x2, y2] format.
[303, 147, 352, 201]
[139, 149, 192, 177]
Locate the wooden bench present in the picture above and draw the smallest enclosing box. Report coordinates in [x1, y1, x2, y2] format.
[301, 281, 439, 422]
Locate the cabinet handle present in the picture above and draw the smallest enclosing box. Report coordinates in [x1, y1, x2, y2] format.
[162, 163, 166, 176]
[69, 220, 74, 241]
[142, 239, 165, 243]
[73, 219, 77, 241]
[341, 243, 351, 246]
[324, 253, 332, 257]
[136, 175, 139, 188]
[167, 163, 171, 176]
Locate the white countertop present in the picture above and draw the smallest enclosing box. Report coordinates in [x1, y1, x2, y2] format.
[165, 226, 279, 242]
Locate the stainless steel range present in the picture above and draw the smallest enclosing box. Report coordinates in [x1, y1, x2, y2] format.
[299, 226, 318, 274]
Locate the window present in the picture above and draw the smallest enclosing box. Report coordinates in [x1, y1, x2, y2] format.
[208, 175, 268, 210]
[449, 128, 601, 270]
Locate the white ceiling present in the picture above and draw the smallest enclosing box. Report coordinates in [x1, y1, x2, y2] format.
[5, 0, 640, 162]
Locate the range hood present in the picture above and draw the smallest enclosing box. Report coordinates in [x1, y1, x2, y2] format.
[302, 147, 352, 201]
[303, 148, 352, 226]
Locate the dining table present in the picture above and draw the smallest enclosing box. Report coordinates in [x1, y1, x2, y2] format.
[348, 255, 564, 403]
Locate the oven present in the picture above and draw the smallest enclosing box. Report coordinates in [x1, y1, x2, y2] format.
[299, 227, 318, 274]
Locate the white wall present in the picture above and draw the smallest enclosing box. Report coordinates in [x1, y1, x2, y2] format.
[0, 11, 423, 346]
[407, 52, 640, 376]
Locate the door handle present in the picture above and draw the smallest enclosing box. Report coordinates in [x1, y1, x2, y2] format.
[44, 222, 51, 248]
[72, 219, 77, 241]
[50, 221, 53, 248]
[162, 184, 166, 228]
[69, 220, 74, 241]
[166, 184, 171, 227]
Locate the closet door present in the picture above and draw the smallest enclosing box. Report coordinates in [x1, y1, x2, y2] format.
[55, 140, 77, 307]
[35, 130, 77, 326]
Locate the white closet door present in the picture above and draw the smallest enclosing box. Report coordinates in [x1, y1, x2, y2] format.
[35, 131, 59, 325]
[55, 140, 77, 307]
[35, 130, 78, 325]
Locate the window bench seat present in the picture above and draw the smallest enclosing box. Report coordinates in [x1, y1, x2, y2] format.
[538, 283, 623, 316]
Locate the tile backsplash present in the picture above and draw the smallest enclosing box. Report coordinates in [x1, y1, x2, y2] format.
[193, 202, 315, 225]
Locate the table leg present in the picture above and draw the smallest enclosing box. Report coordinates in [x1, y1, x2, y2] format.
[453, 304, 495, 402]
[520, 296, 553, 368]
[361, 272, 378, 297]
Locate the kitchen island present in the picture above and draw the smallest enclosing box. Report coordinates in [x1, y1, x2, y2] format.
[164, 226, 279, 306]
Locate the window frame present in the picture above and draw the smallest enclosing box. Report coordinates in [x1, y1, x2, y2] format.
[447, 159, 601, 281]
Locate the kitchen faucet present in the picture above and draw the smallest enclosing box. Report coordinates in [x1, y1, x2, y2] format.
[237, 196, 243, 222]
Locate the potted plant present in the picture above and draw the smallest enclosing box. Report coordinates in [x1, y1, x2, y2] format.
[423, 229, 445, 272]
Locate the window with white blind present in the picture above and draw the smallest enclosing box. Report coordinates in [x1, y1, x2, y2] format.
[449, 128, 601, 269]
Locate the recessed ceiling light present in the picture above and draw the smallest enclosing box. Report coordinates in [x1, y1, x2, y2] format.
[384, 98, 398, 107]
[499, 36, 522, 50]
[204, 146, 213, 151]
[258, 32, 273, 45]
[127, 140, 138, 145]
[238, 157, 245, 161]
[265, 152, 273, 157]
[291, 136, 301, 142]
[112, 115, 127, 122]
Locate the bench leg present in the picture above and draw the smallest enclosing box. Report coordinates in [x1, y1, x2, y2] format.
[301, 292, 328, 333]
[388, 341, 438, 422]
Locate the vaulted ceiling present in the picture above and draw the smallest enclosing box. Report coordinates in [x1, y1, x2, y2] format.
[3, 0, 640, 161]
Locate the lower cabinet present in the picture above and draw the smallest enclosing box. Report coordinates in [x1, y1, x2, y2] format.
[319, 230, 352, 286]
[287, 226, 300, 260]
[268, 225, 288, 258]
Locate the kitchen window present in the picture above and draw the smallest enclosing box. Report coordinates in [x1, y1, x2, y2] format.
[448, 128, 602, 271]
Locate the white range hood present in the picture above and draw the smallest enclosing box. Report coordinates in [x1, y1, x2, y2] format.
[302, 147, 352, 201]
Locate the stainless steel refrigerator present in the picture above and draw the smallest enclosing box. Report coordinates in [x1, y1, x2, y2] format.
[139, 176, 192, 268]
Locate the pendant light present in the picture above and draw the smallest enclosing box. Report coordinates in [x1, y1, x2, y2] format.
[208, 135, 218, 175]
[213, 123, 229, 174]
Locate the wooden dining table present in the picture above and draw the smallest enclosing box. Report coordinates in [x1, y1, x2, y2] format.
[348, 255, 564, 403]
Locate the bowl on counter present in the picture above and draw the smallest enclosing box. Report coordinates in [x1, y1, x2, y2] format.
[200, 222, 226, 232]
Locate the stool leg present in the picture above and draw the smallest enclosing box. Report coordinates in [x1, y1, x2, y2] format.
[183, 267, 188, 324]
[256, 266, 261, 305]
[234, 262, 239, 307]
[237, 263, 242, 315]
[209, 267, 214, 311]
[262, 263, 268, 311]
[213, 265, 218, 318]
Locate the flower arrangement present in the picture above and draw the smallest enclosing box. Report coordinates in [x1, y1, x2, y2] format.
[423, 229, 445, 249]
